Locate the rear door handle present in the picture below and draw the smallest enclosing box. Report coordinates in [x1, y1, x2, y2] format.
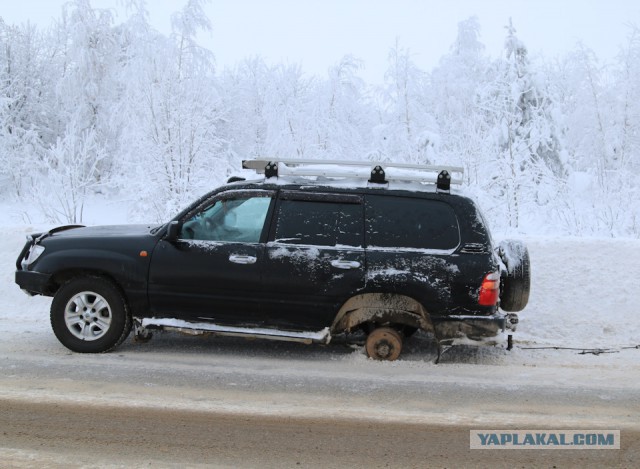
[229, 254, 257, 265]
[330, 260, 361, 270]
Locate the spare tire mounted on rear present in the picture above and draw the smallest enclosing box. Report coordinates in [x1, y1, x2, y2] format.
[498, 240, 531, 312]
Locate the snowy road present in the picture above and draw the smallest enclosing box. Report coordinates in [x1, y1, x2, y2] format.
[1, 330, 639, 467]
[2, 397, 639, 468]
[1, 331, 639, 428]
[1, 228, 640, 466]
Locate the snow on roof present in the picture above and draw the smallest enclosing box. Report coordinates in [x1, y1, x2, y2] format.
[258, 175, 465, 195]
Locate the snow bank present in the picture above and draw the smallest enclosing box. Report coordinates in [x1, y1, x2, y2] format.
[513, 235, 640, 349]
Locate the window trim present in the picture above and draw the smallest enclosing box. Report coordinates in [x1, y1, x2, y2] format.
[279, 190, 363, 204]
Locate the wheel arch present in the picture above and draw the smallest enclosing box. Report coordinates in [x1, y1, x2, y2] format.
[51, 269, 133, 312]
[53, 268, 115, 288]
[331, 293, 435, 334]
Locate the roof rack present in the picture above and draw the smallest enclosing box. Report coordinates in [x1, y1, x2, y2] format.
[242, 158, 464, 191]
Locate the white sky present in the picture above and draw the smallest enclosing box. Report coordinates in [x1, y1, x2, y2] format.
[2, 0, 639, 83]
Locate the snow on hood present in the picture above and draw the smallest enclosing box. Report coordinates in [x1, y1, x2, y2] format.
[49, 224, 155, 239]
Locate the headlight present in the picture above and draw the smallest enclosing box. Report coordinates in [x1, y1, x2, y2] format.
[24, 245, 45, 266]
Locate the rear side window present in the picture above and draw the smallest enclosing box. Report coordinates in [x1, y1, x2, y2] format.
[274, 199, 362, 247]
[366, 195, 459, 250]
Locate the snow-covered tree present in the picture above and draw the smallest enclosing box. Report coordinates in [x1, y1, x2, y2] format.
[0, 20, 52, 198]
[262, 62, 314, 159]
[0, 4, 638, 237]
[374, 41, 439, 164]
[483, 19, 564, 229]
[429, 17, 491, 184]
[51, 0, 120, 180]
[561, 29, 640, 236]
[218, 57, 271, 160]
[312, 55, 370, 160]
[118, 0, 225, 221]
[34, 120, 106, 223]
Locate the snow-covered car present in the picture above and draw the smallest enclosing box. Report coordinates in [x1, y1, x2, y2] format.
[15, 159, 529, 361]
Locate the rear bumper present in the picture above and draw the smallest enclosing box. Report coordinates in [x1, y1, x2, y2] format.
[15, 270, 53, 296]
[433, 313, 518, 344]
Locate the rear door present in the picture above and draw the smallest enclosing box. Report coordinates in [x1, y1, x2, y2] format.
[364, 194, 462, 315]
[261, 191, 366, 330]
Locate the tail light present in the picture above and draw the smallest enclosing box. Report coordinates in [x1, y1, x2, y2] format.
[478, 272, 500, 306]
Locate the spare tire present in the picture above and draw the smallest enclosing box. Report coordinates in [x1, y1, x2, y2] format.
[497, 240, 531, 312]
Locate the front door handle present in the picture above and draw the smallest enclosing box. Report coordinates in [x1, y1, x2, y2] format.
[229, 254, 257, 265]
[330, 259, 361, 270]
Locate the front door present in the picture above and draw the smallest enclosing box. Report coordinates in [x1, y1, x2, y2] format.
[148, 190, 275, 325]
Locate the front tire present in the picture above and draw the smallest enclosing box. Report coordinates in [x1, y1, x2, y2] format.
[51, 277, 132, 353]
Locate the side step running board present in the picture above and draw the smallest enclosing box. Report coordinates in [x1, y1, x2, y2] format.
[139, 317, 331, 345]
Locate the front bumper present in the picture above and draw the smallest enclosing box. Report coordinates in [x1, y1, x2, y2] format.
[15, 270, 53, 296]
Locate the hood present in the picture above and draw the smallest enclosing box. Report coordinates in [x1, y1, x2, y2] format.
[47, 224, 156, 240]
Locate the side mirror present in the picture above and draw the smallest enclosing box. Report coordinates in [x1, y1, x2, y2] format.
[166, 221, 182, 243]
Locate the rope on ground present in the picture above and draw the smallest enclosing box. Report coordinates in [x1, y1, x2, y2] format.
[518, 345, 640, 355]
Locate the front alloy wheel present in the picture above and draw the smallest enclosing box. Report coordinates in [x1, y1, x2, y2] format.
[64, 291, 113, 341]
[51, 277, 132, 353]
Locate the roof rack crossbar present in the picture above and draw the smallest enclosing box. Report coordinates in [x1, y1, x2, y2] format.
[242, 159, 464, 185]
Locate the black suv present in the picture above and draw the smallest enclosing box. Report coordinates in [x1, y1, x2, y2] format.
[15, 160, 529, 361]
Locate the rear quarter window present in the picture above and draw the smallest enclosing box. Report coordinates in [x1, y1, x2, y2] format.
[365, 195, 460, 250]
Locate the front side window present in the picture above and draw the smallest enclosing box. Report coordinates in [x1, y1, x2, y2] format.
[181, 195, 272, 243]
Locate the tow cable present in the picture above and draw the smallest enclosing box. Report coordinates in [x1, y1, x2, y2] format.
[517, 345, 640, 355]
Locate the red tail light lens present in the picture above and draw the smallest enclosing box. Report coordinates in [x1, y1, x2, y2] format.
[478, 272, 500, 306]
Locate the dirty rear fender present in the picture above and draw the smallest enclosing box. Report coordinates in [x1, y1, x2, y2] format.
[331, 293, 435, 334]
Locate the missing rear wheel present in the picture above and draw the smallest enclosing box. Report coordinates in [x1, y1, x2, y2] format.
[365, 327, 403, 361]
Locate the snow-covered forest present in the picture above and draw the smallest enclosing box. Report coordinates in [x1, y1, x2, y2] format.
[1, 0, 639, 237]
